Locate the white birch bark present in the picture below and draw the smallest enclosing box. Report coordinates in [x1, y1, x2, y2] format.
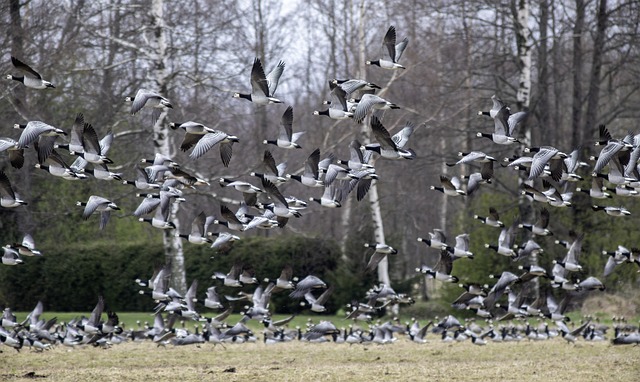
[515, 0, 532, 111]
[150, 0, 186, 294]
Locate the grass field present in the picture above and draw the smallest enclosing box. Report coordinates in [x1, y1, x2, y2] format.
[4, 312, 639, 381]
[2, 337, 637, 381]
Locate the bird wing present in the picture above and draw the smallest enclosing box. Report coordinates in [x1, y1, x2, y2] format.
[383, 25, 398, 62]
[189, 131, 226, 160]
[279, 106, 294, 141]
[266, 60, 285, 96]
[370, 115, 397, 150]
[250, 57, 271, 98]
[11, 56, 42, 79]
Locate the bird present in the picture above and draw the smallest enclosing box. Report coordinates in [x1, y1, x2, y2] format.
[525, 146, 567, 181]
[15, 121, 67, 149]
[430, 175, 466, 196]
[518, 208, 553, 236]
[138, 195, 176, 229]
[353, 94, 400, 124]
[363, 116, 414, 159]
[417, 229, 448, 250]
[309, 184, 343, 208]
[303, 286, 335, 313]
[0, 171, 27, 208]
[77, 195, 120, 230]
[126, 89, 173, 124]
[485, 223, 517, 259]
[314, 83, 353, 120]
[446, 233, 474, 259]
[287, 148, 324, 187]
[233, 57, 284, 105]
[474, 207, 505, 228]
[1, 246, 23, 266]
[364, 243, 398, 273]
[477, 96, 527, 144]
[176, 211, 213, 245]
[264, 106, 305, 149]
[12, 234, 42, 257]
[7, 56, 55, 89]
[187, 129, 239, 165]
[219, 178, 263, 193]
[416, 249, 459, 283]
[0, 137, 25, 169]
[251, 150, 288, 185]
[70, 123, 113, 165]
[204, 286, 224, 310]
[592, 205, 631, 217]
[289, 275, 327, 299]
[366, 26, 408, 70]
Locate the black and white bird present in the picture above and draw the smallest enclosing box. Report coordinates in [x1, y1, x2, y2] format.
[314, 83, 353, 120]
[77, 195, 120, 230]
[430, 175, 466, 196]
[264, 106, 305, 149]
[353, 95, 400, 124]
[127, 89, 173, 124]
[366, 25, 409, 70]
[187, 129, 239, 165]
[287, 148, 324, 187]
[0, 171, 27, 208]
[7, 56, 55, 89]
[364, 243, 398, 273]
[364, 116, 415, 159]
[233, 57, 284, 105]
[15, 121, 66, 150]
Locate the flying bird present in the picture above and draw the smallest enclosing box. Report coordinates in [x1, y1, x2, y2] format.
[7, 56, 55, 89]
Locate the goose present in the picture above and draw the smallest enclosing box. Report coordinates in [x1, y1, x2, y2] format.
[449, 150, 496, 166]
[187, 129, 239, 165]
[77, 195, 120, 229]
[133, 188, 184, 217]
[593, 155, 635, 185]
[430, 175, 466, 196]
[518, 208, 553, 236]
[251, 150, 288, 185]
[525, 146, 567, 181]
[123, 165, 161, 190]
[474, 207, 505, 227]
[477, 99, 527, 144]
[289, 275, 327, 299]
[138, 195, 176, 229]
[233, 57, 284, 105]
[219, 178, 263, 193]
[13, 234, 42, 257]
[482, 271, 521, 308]
[309, 183, 343, 208]
[592, 205, 631, 216]
[353, 94, 400, 124]
[7, 56, 54, 89]
[332, 78, 381, 95]
[54, 113, 85, 154]
[208, 232, 241, 251]
[554, 233, 584, 272]
[127, 89, 173, 124]
[15, 121, 66, 149]
[264, 106, 304, 149]
[363, 116, 414, 159]
[81, 164, 122, 181]
[463, 161, 494, 195]
[514, 239, 543, 262]
[484, 223, 517, 259]
[557, 320, 591, 343]
[0, 171, 27, 208]
[176, 211, 213, 245]
[416, 249, 459, 283]
[417, 228, 448, 249]
[170, 120, 218, 151]
[478, 94, 507, 118]
[366, 26, 408, 70]
[260, 179, 302, 224]
[447, 233, 474, 259]
[323, 163, 352, 187]
[212, 263, 244, 287]
[576, 178, 611, 199]
[204, 286, 224, 310]
[34, 146, 85, 180]
[347, 168, 378, 201]
[603, 246, 635, 276]
[303, 285, 334, 313]
[68, 123, 113, 165]
[287, 148, 324, 187]
[1, 245, 23, 265]
[560, 148, 586, 181]
[213, 204, 247, 231]
[314, 84, 353, 120]
[363, 243, 398, 273]
[0, 137, 25, 169]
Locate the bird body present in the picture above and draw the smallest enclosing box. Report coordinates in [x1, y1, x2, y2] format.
[7, 56, 54, 89]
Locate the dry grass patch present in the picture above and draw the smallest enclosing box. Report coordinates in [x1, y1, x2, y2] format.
[1, 339, 638, 382]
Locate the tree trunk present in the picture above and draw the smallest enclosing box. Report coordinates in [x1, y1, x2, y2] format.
[584, 0, 608, 135]
[571, 0, 585, 148]
[150, 0, 186, 294]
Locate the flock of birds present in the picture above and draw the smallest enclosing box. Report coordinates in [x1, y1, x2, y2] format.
[2, 24, 640, 351]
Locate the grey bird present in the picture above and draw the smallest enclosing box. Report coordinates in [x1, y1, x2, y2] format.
[127, 89, 173, 124]
[264, 106, 305, 149]
[7, 56, 54, 89]
[366, 25, 408, 70]
[353, 94, 400, 124]
[0, 171, 27, 208]
[233, 57, 284, 105]
[77, 195, 120, 230]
